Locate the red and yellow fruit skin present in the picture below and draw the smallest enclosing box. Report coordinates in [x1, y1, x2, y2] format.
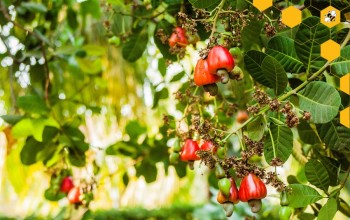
[168, 27, 188, 48]
[229, 178, 239, 204]
[207, 46, 235, 75]
[238, 173, 267, 202]
[67, 187, 82, 204]
[180, 139, 200, 161]
[194, 59, 220, 86]
[217, 191, 228, 204]
[60, 176, 75, 193]
[216, 178, 239, 204]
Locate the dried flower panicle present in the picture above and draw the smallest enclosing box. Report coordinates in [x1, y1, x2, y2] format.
[163, 114, 170, 126]
[269, 157, 283, 166]
[264, 22, 277, 37]
[196, 150, 216, 169]
[198, 48, 209, 60]
[178, 12, 197, 34]
[247, 106, 260, 114]
[303, 111, 311, 121]
[269, 98, 280, 111]
[265, 172, 286, 192]
[253, 88, 271, 106]
[220, 157, 265, 179]
[281, 102, 299, 127]
[169, 46, 186, 59]
[155, 29, 168, 44]
[243, 136, 264, 158]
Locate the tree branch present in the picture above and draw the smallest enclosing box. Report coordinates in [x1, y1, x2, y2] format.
[222, 27, 350, 142]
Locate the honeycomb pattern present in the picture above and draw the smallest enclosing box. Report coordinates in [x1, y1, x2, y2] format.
[320, 40, 340, 61]
[252, 0, 272, 12]
[340, 107, 350, 128]
[320, 6, 340, 28]
[340, 74, 350, 95]
[281, 6, 302, 28]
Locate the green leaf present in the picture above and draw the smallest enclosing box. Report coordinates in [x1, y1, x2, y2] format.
[304, 0, 350, 15]
[264, 124, 293, 164]
[188, 0, 220, 9]
[67, 8, 78, 30]
[21, 2, 47, 13]
[11, 118, 33, 138]
[294, 17, 329, 73]
[105, 141, 139, 157]
[125, 120, 147, 139]
[298, 81, 341, 124]
[122, 29, 149, 62]
[153, 88, 169, 108]
[287, 184, 323, 208]
[244, 50, 288, 95]
[317, 198, 337, 220]
[241, 20, 263, 51]
[170, 71, 185, 82]
[76, 57, 102, 74]
[297, 119, 320, 144]
[136, 160, 157, 183]
[68, 147, 86, 167]
[317, 119, 350, 153]
[0, 115, 23, 125]
[44, 187, 66, 201]
[17, 95, 49, 115]
[31, 118, 59, 142]
[305, 159, 330, 192]
[319, 156, 340, 186]
[261, 56, 288, 95]
[80, 0, 101, 18]
[158, 58, 167, 76]
[266, 36, 305, 73]
[111, 11, 132, 35]
[154, 20, 177, 61]
[122, 172, 129, 186]
[20, 137, 45, 165]
[174, 161, 187, 178]
[62, 125, 85, 141]
[247, 115, 266, 141]
[330, 45, 350, 76]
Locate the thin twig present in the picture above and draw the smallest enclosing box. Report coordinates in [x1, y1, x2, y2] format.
[209, 0, 227, 40]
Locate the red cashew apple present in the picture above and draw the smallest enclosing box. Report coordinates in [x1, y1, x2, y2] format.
[206, 46, 235, 84]
[60, 176, 74, 193]
[194, 59, 220, 96]
[67, 187, 82, 204]
[168, 27, 188, 48]
[238, 173, 267, 213]
[180, 139, 200, 170]
[200, 141, 218, 153]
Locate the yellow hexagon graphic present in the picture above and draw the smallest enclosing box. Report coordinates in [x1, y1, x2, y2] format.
[320, 6, 340, 28]
[281, 6, 302, 28]
[253, 0, 272, 12]
[340, 74, 350, 95]
[320, 40, 340, 61]
[340, 107, 350, 128]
